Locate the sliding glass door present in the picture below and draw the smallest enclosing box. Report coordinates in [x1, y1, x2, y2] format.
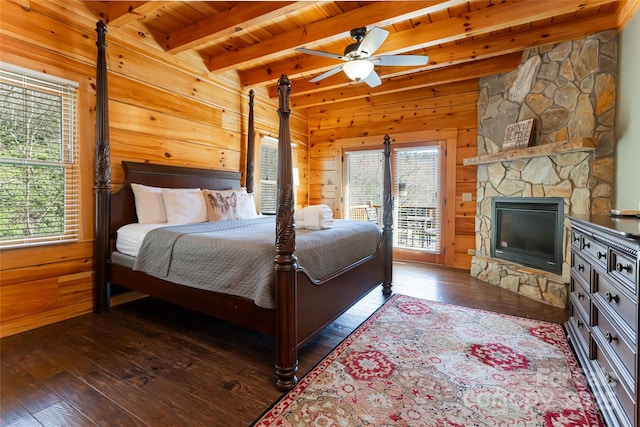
[342, 144, 442, 255]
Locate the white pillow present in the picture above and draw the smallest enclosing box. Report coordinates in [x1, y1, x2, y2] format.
[236, 192, 259, 219]
[161, 188, 207, 224]
[130, 183, 167, 224]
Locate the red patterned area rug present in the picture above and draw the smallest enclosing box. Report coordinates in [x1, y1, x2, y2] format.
[253, 294, 603, 427]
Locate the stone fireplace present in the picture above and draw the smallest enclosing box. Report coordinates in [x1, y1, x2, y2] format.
[469, 30, 617, 309]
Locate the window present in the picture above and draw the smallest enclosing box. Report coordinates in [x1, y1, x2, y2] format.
[0, 63, 79, 249]
[259, 136, 278, 214]
[342, 145, 442, 253]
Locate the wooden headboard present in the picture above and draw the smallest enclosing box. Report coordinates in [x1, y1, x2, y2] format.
[110, 161, 241, 235]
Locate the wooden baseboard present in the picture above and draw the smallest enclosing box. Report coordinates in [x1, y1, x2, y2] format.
[0, 291, 147, 338]
[0, 300, 92, 338]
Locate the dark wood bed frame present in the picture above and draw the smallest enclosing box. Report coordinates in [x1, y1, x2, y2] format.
[92, 21, 393, 390]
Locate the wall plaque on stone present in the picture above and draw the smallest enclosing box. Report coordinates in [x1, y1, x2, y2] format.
[503, 119, 535, 150]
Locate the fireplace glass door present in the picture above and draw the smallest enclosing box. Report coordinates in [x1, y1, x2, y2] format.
[491, 197, 564, 274]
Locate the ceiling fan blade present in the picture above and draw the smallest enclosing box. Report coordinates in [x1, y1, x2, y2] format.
[309, 65, 344, 83]
[357, 27, 389, 57]
[375, 55, 429, 66]
[363, 69, 382, 88]
[295, 47, 343, 60]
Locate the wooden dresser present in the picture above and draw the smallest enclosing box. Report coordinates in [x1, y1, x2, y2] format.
[566, 215, 640, 427]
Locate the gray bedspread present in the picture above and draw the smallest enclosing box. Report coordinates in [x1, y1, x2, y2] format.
[132, 216, 381, 309]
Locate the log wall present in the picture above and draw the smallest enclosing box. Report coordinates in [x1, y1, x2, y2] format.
[0, 0, 308, 337]
[0, 0, 477, 337]
[307, 80, 478, 269]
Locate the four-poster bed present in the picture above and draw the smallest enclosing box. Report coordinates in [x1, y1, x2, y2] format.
[92, 21, 393, 390]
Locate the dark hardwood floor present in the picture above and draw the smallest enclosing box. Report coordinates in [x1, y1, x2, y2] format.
[1, 261, 568, 426]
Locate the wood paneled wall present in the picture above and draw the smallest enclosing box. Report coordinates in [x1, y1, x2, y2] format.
[307, 80, 478, 270]
[0, 0, 478, 336]
[0, 0, 308, 337]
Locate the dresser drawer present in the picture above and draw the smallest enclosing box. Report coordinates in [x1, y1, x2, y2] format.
[572, 252, 591, 286]
[594, 343, 636, 427]
[571, 229, 582, 250]
[594, 272, 638, 335]
[610, 249, 638, 294]
[570, 277, 591, 323]
[568, 306, 591, 358]
[581, 234, 608, 269]
[593, 306, 637, 385]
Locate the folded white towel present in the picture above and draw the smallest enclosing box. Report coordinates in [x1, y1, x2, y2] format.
[298, 204, 334, 229]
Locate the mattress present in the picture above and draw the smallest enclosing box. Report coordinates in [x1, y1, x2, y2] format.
[115, 223, 169, 257]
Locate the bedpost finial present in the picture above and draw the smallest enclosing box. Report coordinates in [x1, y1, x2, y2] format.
[277, 74, 291, 113]
[278, 74, 291, 86]
[96, 20, 107, 48]
[383, 134, 391, 156]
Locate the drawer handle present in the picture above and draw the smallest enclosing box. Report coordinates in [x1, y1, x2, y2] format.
[605, 292, 619, 303]
[576, 292, 583, 299]
[573, 235, 580, 242]
[615, 263, 632, 273]
[582, 241, 591, 249]
[577, 264, 584, 272]
[604, 372, 617, 385]
[576, 320, 584, 328]
[605, 332, 618, 343]
[597, 251, 606, 260]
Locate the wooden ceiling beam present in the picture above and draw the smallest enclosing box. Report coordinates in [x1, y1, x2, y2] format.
[288, 53, 522, 109]
[617, 0, 640, 29]
[375, 0, 618, 54]
[105, 2, 167, 29]
[242, 0, 618, 87]
[266, 10, 617, 103]
[165, 2, 308, 54]
[207, 1, 458, 73]
[328, 9, 618, 79]
[417, 11, 618, 69]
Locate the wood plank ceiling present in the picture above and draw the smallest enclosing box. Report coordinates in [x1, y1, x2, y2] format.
[95, 0, 635, 111]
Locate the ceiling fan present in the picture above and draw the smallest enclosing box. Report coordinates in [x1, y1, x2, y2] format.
[295, 26, 429, 88]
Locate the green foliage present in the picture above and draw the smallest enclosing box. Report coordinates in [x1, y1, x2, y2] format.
[0, 81, 68, 241]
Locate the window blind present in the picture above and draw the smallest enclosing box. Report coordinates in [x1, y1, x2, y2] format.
[0, 63, 79, 248]
[394, 146, 441, 252]
[343, 150, 384, 222]
[259, 137, 278, 214]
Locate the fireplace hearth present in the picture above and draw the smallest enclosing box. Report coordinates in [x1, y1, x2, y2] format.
[491, 197, 564, 275]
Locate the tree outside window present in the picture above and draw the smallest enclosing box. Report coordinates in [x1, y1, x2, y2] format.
[0, 64, 79, 248]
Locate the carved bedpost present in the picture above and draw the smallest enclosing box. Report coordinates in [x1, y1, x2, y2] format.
[382, 134, 393, 297]
[246, 89, 255, 194]
[94, 20, 111, 313]
[274, 75, 298, 390]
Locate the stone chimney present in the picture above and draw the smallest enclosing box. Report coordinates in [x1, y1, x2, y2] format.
[470, 30, 617, 308]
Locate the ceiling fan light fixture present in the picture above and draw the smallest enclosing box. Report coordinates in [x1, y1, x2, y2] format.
[343, 60, 374, 81]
